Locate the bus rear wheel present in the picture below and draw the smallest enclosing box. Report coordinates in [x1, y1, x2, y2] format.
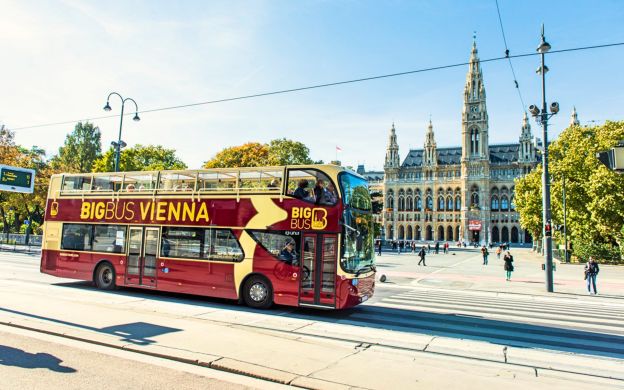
[95, 262, 116, 290]
[243, 275, 273, 309]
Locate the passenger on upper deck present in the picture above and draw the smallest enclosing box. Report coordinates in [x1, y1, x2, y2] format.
[313, 179, 325, 204]
[293, 179, 310, 200]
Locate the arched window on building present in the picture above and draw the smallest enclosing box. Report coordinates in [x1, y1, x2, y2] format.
[471, 193, 479, 206]
[406, 196, 413, 211]
[510, 196, 515, 211]
[491, 196, 499, 211]
[455, 195, 461, 211]
[447, 196, 453, 211]
[426, 196, 433, 210]
[438, 196, 445, 211]
[387, 196, 394, 210]
[416, 197, 422, 211]
[501, 196, 509, 211]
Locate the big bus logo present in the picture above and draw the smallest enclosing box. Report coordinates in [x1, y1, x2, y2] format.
[50, 201, 59, 217]
[290, 207, 327, 230]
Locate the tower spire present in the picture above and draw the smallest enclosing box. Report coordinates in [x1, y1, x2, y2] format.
[462, 37, 489, 161]
[384, 123, 400, 171]
[570, 106, 580, 126]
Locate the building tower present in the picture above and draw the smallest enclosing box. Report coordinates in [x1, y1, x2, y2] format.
[460, 38, 490, 244]
[518, 112, 536, 163]
[461, 39, 490, 162]
[570, 106, 580, 126]
[384, 123, 400, 179]
[424, 119, 438, 166]
[383, 123, 400, 240]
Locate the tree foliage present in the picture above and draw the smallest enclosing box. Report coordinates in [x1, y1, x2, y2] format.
[93, 144, 187, 172]
[267, 138, 314, 166]
[51, 122, 102, 173]
[514, 164, 542, 240]
[203, 142, 269, 168]
[515, 120, 624, 261]
[203, 139, 316, 168]
[0, 127, 56, 235]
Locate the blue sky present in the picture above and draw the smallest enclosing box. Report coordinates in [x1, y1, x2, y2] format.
[1, 0, 623, 170]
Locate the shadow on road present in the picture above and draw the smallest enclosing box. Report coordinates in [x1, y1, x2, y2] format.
[25, 280, 624, 360]
[0, 345, 76, 373]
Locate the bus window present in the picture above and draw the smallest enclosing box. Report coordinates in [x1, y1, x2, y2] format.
[124, 173, 157, 192]
[61, 224, 92, 251]
[249, 231, 301, 266]
[158, 172, 196, 192]
[161, 227, 243, 262]
[206, 229, 244, 261]
[93, 174, 124, 192]
[197, 172, 237, 192]
[239, 169, 283, 191]
[62, 175, 92, 192]
[92, 225, 127, 253]
[286, 169, 336, 205]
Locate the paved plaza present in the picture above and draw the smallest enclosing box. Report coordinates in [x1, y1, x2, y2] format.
[372, 245, 624, 299]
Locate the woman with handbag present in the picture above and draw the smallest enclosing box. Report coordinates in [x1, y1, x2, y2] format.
[503, 251, 514, 281]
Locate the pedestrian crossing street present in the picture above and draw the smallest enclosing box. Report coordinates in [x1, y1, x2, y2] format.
[334, 287, 624, 358]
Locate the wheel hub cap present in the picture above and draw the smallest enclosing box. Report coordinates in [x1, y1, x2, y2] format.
[249, 283, 267, 302]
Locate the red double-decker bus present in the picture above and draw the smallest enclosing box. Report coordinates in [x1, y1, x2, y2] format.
[40, 165, 375, 309]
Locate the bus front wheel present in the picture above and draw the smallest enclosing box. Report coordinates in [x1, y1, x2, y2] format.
[94, 262, 116, 290]
[243, 275, 273, 309]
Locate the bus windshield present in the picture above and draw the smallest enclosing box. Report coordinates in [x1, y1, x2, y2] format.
[339, 173, 374, 275]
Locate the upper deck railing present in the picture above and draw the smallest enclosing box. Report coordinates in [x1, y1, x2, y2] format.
[51, 165, 349, 203]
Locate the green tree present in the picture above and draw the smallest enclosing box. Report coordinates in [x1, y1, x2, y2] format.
[51, 122, 102, 173]
[514, 165, 542, 241]
[515, 120, 624, 261]
[267, 138, 314, 166]
[203, 142, 270, 168]
[203, 139, 316, 168]
[93, 145, 187, 172]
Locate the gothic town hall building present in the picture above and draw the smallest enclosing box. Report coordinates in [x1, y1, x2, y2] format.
[382, 41, 560, 245]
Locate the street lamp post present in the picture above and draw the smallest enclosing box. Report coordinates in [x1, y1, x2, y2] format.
[528, 25, 559, 292]
[103, 92, 140, 172]
[563, 175, 568, 263]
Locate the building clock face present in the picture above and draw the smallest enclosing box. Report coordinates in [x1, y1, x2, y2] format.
[470, 106, 479, 112]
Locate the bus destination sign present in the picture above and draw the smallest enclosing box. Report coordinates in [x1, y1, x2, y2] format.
[0, 164, 35, 193]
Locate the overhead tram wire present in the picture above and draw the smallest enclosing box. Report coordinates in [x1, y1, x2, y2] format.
[9, 41, 624, 132]
[495, 0, 527, 113]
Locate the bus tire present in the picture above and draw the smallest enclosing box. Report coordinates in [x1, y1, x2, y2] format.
[94, 262, 116, 290]
[243, 275, 273, 309]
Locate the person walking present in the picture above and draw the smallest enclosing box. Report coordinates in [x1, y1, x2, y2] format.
[435, 241, 440, 254]
[398, 240, 404, 255]
[481, 246, 489, 265]
[585, 257, 600, 294]
[503, 251, 514, 280]
[418, 246, 427, 266]
[376, 240, 382, 256]
[427, 243, 431, 254]
[496, 246, 502, 260]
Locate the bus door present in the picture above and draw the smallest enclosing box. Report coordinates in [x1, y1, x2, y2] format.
[125, 226, 159, 288]
[299, 233, 337, 308]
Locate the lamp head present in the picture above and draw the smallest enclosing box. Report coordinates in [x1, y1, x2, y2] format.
[550, 102, 560, 114]
[103, 102, 112, 112]
[537, 41, 551, 54]
[133, 113, 140, 122]
[536, 65, 549, 74]
[528, 105, 541, 117]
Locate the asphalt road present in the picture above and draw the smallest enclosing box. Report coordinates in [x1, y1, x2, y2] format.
[1, 249, 623, 389]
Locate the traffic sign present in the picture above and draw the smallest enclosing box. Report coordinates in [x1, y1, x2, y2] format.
[0, 164, 35, 193]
